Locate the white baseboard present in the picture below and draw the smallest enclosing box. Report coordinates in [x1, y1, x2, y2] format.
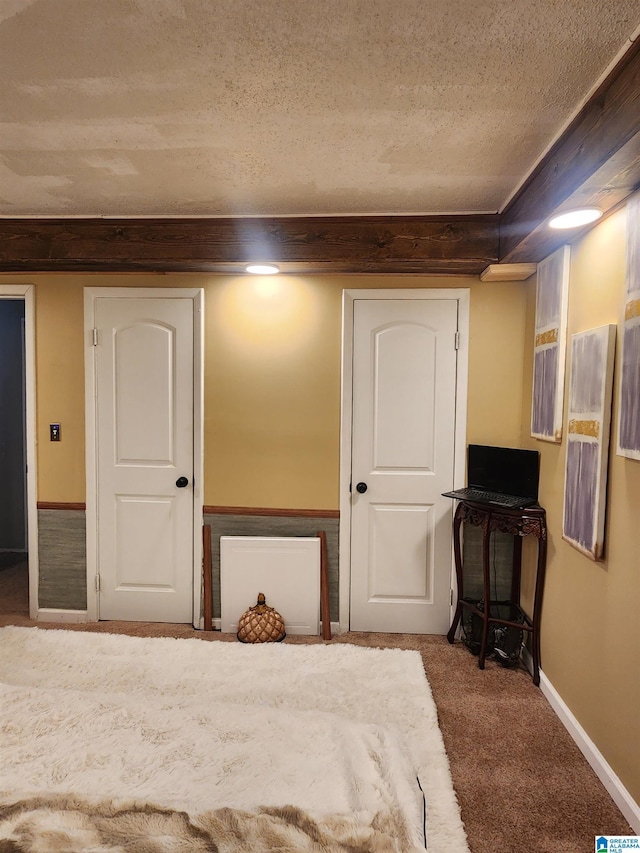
[210, 617, 341, 637]
[522, 648, 639, 833]
[37, 608, 89, 624]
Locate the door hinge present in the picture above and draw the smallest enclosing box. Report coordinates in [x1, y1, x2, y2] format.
[454, 330, 460, 350]
[450, 588, 454, 606]
[92, 328, 98, 347]
[95, 573, 101, 592]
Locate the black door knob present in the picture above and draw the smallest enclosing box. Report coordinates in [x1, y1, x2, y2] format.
[356, 482, 368, 494]
[176, 476, 189, 488]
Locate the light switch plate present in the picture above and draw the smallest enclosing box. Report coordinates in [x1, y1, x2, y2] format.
[50, 423, 60, 441]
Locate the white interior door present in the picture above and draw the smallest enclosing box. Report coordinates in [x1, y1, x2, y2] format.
[349, 298, 459, 633]
[94, 296, 194, 622]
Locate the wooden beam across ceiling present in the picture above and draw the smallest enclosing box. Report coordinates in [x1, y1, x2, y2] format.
[500, 36, 640, 264]
[0, 40, 637, 275]
[0, 215, 499, 275]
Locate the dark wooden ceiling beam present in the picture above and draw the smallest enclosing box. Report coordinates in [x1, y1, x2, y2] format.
[0, 214, 499, 275]
[500, 37, 640, 264]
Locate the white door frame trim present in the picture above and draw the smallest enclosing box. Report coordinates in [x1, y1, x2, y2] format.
[0, 284, 39, 619]
[339, 288, 470, 633]
[84, 287, 205, 626]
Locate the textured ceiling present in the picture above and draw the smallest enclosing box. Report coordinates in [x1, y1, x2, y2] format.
[1, 0, 639, 218]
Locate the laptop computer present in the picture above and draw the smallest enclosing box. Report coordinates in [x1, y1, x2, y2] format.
[442, 444, 540, 509]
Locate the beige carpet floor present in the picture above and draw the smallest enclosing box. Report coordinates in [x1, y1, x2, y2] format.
[0, 561, 634, 853]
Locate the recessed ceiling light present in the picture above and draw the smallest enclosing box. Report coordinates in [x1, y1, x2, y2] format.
[245, 263, 280, 275]
[548, 208, 602, 230]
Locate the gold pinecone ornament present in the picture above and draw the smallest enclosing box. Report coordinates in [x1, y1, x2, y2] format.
[236, 593, 286, 643]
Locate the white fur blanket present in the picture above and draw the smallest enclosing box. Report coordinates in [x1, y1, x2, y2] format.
[0, 627, 470, 852]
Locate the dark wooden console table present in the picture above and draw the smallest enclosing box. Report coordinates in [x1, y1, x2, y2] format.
[446, 499, 547, 685]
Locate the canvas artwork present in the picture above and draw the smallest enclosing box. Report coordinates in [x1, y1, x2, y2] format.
[531, 245, 571, 442]
[563, 325, 616, 560]
[617, 192, 640, 459]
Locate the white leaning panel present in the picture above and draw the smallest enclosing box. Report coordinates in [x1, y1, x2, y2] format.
[220, 536, 320, 635]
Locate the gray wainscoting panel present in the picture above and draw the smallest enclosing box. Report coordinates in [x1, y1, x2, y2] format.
[204, 514, 340, 622]
[36, 509, 339, 620]
[38, 510, 87, 609]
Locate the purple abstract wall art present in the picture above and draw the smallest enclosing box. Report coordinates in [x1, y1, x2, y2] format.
[563, 325, 616, 560]
[617, 192, 640, 460]
[532, 346, 558, 437]
[619, 323, 640, 453]
[563, 440, 598, 552]
[535, 250, 564, 329]
[531, 245, 570, 442]
[570, 329, 607, 412]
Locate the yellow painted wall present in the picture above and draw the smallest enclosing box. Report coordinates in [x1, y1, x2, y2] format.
[1, 272, 528, 508]
[520, 206, 640, 803]
[206, 274, 527, 507]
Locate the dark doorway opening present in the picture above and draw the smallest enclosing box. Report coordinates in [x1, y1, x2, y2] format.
[0, 299, 29, 617]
